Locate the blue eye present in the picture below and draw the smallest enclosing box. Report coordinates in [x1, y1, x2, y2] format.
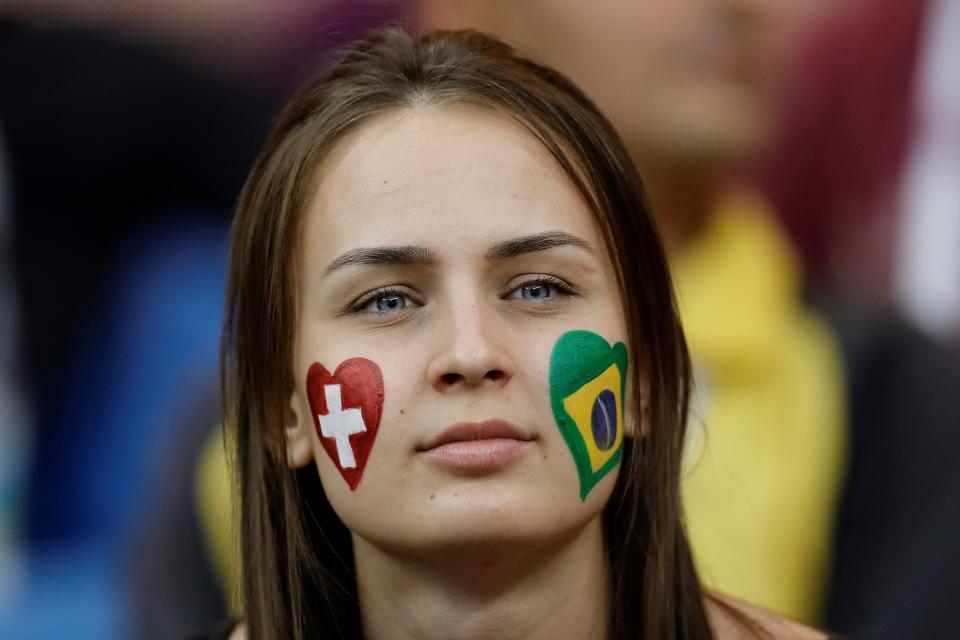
[521, 283, 553, 300]
[375, 294, 407, 312]
[356, 289, 417, 314]
[508, 277, 577, 302]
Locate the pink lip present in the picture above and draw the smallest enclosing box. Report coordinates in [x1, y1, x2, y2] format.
[418, 419, 535, 470]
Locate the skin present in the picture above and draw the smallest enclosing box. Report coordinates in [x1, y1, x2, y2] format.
[417, 0, 794, 254]
[285, 105, 631, 640]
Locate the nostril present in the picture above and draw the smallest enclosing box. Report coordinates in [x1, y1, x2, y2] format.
[441, 372, 463, 386]
[486, 370, 505, 382]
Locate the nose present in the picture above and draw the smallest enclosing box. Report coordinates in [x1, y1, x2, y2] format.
[427, 297, 514, 393]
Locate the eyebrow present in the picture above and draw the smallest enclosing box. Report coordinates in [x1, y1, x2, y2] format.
[485, 231, 593, 260]
[325, 246, 435, 274]
[325, 231, 592, 275]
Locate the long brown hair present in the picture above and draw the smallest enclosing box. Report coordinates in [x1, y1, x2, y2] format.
[223, 28, 712, 639]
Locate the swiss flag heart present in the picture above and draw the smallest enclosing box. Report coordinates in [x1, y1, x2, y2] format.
[306, 358, 384, 490]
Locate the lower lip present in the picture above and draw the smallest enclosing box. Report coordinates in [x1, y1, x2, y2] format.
[421, 438, 532, 470]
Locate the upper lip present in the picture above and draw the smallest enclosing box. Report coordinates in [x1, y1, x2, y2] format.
[418, 419, 535, 451]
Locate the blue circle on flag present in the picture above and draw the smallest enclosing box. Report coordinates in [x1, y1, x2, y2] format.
[591, 389, 617, 451]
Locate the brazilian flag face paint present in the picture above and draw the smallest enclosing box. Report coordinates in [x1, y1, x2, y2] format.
[550, 330, 629, 500]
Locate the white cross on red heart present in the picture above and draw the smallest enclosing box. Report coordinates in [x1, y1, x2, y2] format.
[306, 358, 384, 490]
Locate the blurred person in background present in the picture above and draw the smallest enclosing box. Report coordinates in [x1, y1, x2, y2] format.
[0, 126, 31, 612]
[410, 1, 960, 638]
[0, 3, 277, 636]
[0, 2, 274, 535]
[760, 0, 960, 350]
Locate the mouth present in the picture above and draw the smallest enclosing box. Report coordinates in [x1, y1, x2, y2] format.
[418, 419, 536, 471]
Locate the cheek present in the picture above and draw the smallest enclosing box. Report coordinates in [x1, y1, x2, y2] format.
[299, 354, 388, 494]
[514, 336, 552, 390]
[547, 330, 629, 501]
[297, 353, 420, 538]
[307, 359, 428, 537]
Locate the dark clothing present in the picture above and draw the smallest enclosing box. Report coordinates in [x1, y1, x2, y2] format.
[813, 293, 960, 639]
[0, 17, 273, 542]
[0, 17, 270, 396]
[130, 383, 227, 640]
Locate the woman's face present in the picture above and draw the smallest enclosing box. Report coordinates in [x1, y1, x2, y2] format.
[288, 105, 630, 555]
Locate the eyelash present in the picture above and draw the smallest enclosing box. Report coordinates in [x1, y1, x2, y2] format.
[348, 286, 417, 315]
[507, 275, 580, 301]
[346, 276, 580, 315]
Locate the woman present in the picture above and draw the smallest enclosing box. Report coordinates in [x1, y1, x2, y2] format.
[219, 28, 830, 639]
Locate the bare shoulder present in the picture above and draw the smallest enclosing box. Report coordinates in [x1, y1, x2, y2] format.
[705, 592, 831, 640]
[228, 622, 247, 640]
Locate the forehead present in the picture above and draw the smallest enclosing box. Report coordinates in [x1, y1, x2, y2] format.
[301, 105, 601, 258]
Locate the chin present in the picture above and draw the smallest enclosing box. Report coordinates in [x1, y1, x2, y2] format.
[416, 512, 588, 558]
[354, 488, 582, 554]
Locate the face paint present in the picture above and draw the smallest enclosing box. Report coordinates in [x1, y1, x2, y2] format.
[549, 330, 628, 500]
[306, 358, 384, 490]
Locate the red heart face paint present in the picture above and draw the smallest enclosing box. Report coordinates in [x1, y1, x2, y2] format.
[306, 358, 384, 490]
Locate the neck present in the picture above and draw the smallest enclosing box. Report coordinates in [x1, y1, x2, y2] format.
[635, 158, 722, 257]
[355, 516, 610, 640]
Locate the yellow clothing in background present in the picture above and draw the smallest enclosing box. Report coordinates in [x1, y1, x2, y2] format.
[675, 192, 847, 623]
[195, 428, 241, 615]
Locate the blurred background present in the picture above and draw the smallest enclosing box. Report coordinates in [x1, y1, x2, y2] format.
[1, 0, 957, 638]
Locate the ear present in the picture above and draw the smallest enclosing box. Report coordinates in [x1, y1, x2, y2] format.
[285, 391, 314, 469]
